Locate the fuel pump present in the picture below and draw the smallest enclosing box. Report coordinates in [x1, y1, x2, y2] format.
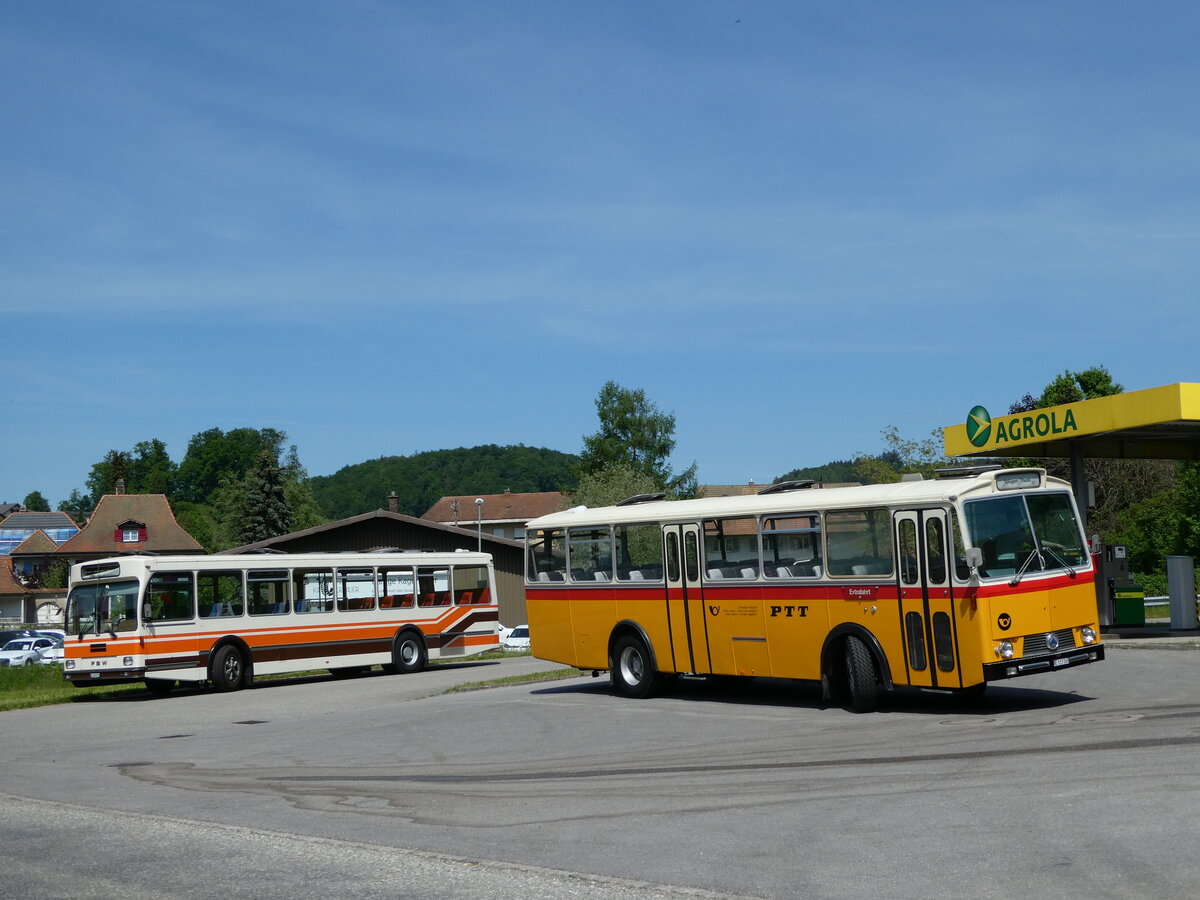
[1094, 541, 1144, 627]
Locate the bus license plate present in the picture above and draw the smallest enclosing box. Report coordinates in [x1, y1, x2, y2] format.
[1054, 657, 1069, 667]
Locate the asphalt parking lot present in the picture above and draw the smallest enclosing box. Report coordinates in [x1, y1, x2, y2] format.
[3, 645, 1199, 899]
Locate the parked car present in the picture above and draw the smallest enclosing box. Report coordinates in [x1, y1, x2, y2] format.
[37, 637, 65, 665]
[0, 637, 58, 667]
[0, 629, 36, 648]
[502, 624, 530, 651]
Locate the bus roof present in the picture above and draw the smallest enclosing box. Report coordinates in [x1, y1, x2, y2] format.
[70, 550, 494, 578]
[528, 468, 1068, 530]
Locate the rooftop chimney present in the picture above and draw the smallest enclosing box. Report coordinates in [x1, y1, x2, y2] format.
[387, 491, 399, 513]
[115, 479, 126, 495]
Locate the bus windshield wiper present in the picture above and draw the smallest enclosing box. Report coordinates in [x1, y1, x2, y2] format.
[1008, 550, 1040, 587]
[1041, 546, 1077, 578]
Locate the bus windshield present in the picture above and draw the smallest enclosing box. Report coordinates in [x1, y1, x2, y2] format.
[963, 492, 1087, 579]
[65, 581, 140, 635]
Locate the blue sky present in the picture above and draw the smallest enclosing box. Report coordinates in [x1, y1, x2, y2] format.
[4, 1, 1200, 508]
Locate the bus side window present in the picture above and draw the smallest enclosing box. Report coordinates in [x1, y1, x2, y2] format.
[146, 573, 194, 621]
[294, 569, 335, 614]
[615, 523, 663, 582]
[527, 529, 566, 583]
[453, 565, 490, 604]
[380, 568, 415, 608]
[248, 570, 289, 616]
[198, 572, 244, 618]
[761, 514, 822, 578]
[703, 517, 757, 579]
[825, 508, 894, 577]
[337, 568, 377, 611]
[417, 567, 450, 606]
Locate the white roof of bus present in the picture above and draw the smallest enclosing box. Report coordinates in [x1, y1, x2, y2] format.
[71, 550, 493, 576]
[528, 469, 1068, 529]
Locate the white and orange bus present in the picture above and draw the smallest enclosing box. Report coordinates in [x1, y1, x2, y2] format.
[525, 467, 1103, 711]
[63, 550, 498, 694]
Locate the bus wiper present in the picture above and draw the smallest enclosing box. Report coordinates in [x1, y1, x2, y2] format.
[1041, 546, 1077, 578]
[1008, 550, 1040, 587]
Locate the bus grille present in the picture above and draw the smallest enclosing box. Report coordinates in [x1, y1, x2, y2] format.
[1022, 629, 1077, 657]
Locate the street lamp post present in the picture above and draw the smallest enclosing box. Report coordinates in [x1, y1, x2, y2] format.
[475, 498, 483, 551]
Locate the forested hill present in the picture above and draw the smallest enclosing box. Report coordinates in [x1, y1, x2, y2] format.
[308, 445, 580, 519]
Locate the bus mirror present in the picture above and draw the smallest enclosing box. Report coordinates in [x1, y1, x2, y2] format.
[965, 547, 984, 570]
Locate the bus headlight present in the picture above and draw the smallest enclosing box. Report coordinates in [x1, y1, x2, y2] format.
[996, 640, 1014, 659]
[1080, 626, 1097, 645]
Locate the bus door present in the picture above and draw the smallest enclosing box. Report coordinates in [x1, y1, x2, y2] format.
[663, 524, 711, 675]
[895, 509, 961, 689]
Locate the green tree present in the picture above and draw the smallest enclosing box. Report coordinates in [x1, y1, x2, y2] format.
[22, 491, 50, 512]
[281, 445, 325, 533]
[175, 427, 286, 504]
[853, 427, 955, 483]
[127, 439, 177, 495]
[568, 462, 663, 509]
[308, 445, 579, 519]
[85, 450, 129, 501]
[1037, 366, 1123, 407]
[232, 450, 292, 545]
[58, 489, 91, 523]
[578, 381, 697, 497]
[82, 441, 178, 503]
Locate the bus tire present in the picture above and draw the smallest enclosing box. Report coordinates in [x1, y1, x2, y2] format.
[393, 631, 427, 674]
[144, 678, 175, 696]
[845, 635, 879, 713]
[611, 633, 657, 699]
[211, 645, 246, 692]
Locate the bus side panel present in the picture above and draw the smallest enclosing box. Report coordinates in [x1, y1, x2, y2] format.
[954, 591, 987, 686]
[614, 585, 671, 672]
[527, 587, 579, 667]
[760, 584, 831, 680]
[700, 584, 764, 676]
[827, 585, 904, 682]
[572, 588, 617, 670]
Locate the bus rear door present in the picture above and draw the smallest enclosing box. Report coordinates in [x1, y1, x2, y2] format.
[663, 524, 711, 675]
[895, 509, 962, 689]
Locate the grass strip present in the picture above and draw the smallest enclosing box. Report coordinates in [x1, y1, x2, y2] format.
[0, 666, 143, 712]
[446, 667, 588, 693]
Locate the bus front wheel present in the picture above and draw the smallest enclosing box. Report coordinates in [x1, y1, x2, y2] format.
[211, 645, 246, 692]
[611, 633, 657, 699]
[844, 635, 879, 713]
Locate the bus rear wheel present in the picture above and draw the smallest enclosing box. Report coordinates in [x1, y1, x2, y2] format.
[392, 632, 427, 674]
[611, 633, 657, 699]
[211, 645, 246, 692]
[845, 635, 879, 713]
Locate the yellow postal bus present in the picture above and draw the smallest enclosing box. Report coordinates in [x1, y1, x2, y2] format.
[525, 467, 1102, 711]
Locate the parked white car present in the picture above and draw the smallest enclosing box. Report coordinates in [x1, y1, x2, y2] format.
[502, 624, 530, 651]
[0, 637, 58, 667]
[38, 637, 65, 665]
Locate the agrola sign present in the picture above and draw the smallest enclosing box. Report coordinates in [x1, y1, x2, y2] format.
[944, 384, 1200, 459]
[965, 405, 1079, 449]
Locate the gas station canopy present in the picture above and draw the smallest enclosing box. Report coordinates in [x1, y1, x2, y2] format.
[944, 382, 1200, 461]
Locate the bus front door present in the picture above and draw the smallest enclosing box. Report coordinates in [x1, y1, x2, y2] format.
[895, 509, 962, 689]
[663, 524, 711, 675]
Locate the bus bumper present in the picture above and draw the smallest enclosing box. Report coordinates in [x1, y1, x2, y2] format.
[982, 644, 1105, 681]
